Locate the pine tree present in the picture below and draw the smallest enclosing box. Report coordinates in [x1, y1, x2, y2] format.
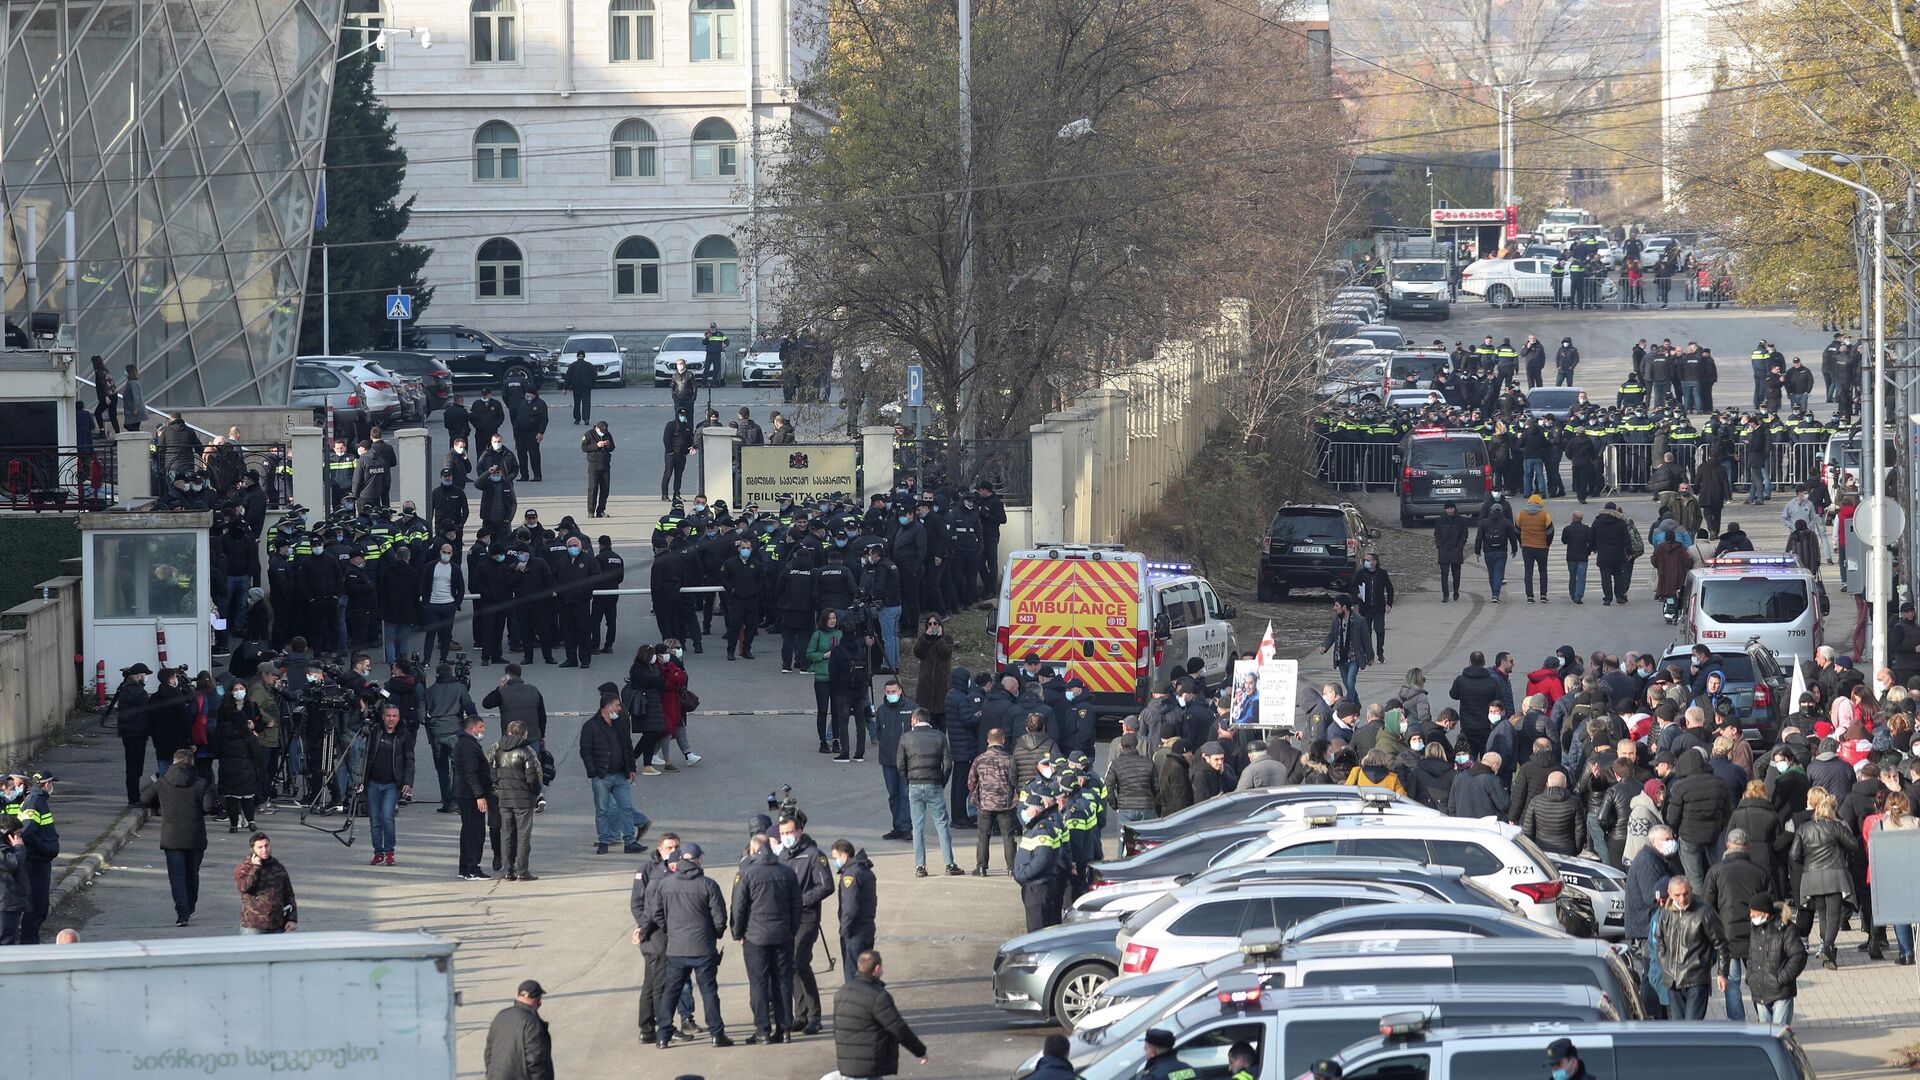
[298, 50, 433, 355]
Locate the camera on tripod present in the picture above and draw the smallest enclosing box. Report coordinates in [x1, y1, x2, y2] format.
[767, 784, 805, 827]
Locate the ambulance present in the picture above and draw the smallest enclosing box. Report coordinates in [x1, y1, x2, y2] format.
[993, 545, 1239, 716]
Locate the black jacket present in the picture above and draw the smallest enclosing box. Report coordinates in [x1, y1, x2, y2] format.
[833, 973, 926, 1079]
[645, 861, 728, 957]
[115, 679, 155, 739]
[897, 725, 951, 785]
[453, 732, 493, 800]
[837, 848, 878, 937]
[1432, 514, 1470, 564]
[1560, 520, 1595, 561]
[1727, 796, 1786, 880]
[483, 1000, 554, 1080]
[140, 762, 209, 851]
[356, 722, 417, 788]
[490, 732, 543, 811]
[1105, 751, 1156, 809]
[1746, 917, 1808, 1002]
[1663, 753, 1733, 845]
[1519, 786, 1586, 855]
[578, 713, 632, 778]
[1702, 850, 1773, 958]
[781, 834, 836, 922]
[730, 849, 803, 945]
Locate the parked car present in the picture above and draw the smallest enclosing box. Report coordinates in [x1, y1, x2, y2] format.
[1326, 1019, 1814, 1079]
[1257, 502, 1374, 600]
[1551, 852, 1628, 940]
[1656, 639, 1789, 744]
[1278, 902, 1567, 946]
[740, 338, 787, 387]
[295, 355, 405, 426]
[992, 920, 1124, 1027]
[1119, 789, 1430, 858]
[359, 350, 454, 414]
[559, 333, 629, 387]
[1115, 881, 1428, 977]
[1460, 258, 1617, 307]
[1067, 856, 1510, 926]
[402, 324, 557, 389]
[653, 330, 728, 387]
[289, 361, 371, 433]
[1523, 386, 1589, 419]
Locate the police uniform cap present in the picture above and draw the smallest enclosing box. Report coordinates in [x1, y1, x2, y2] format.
[1546, 1037, 1578, 1062]
[1145, 1029, 1176, 1051]
[1310, 1061, 1344, 1079]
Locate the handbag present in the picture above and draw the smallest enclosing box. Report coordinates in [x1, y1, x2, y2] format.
[679, 688, 701, 715]
[538, 747, 557, 786]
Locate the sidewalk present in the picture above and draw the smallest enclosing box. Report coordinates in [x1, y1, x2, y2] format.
[10, 713, 154, 931]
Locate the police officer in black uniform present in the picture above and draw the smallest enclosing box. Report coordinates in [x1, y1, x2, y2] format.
[512, 385, 549, 482]
[582, 420, 616, 518]
[590, 535, 625, 654]
[470, 387, 507, 449]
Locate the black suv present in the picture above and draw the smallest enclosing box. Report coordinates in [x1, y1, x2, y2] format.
[402, 325, 557, 389]
[1258, 503, 1374, 600]
[1398, 428, 1489, 526]
[1658, 640, 1790, 745]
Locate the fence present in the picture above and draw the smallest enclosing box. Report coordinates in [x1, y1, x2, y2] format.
[1314, 435, 1402, 491]
[144, 441, 292, 508]
[0, 445, 116, 511]
[0, 575, 80, 770]
[1603, 440, 1826, 494]
[899, 438, 1034, 506]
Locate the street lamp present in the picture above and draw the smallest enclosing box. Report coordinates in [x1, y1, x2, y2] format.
[1766, 147, 1891, 675]
[339, 25, 433, 64]
[1469, 76, 1536, 211]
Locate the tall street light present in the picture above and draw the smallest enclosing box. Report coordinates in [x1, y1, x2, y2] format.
[1766, 148, 1891, 675]
[1469, 76, 1536, 211]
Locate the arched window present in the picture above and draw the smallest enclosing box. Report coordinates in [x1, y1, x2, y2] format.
[692, 235, 739, 296]
[471, 0, 517, 62]
[477, 238, 524, 299]
[689, 0, 736, 60]
[610, 0, 656, 61]
[474, 120, 521, 181]
[344, 0, 387, 61]
[611, 118, 659, 180]
[614, 236, 662, 296]
[691, 117, 737, 179]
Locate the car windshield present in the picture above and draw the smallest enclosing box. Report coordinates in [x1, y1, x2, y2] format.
[1663, 652, 1756, 682]
[1409, 440, 1485, 470]
[565, 336, 618, 353]
[749, 338, 783, 353]
[1323, 359, 1376, 382]
[1395, 263, 1449, 282]
[1545, 210, 1586, 224]
[1270, 511, 1347, 543]
[1527, 389, 1581, 411]
[1699, 578, 1809, 624]
[661, 335, 706, 351]
[1389, 355, 1445, 381]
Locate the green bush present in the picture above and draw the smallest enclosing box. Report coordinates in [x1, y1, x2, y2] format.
[0, 517, 80, 611]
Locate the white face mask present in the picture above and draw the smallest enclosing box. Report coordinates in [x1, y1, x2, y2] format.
[1657, 838, 1678, 856]
[231, 688, 246, 701]
[1751, 914, 1770, 926]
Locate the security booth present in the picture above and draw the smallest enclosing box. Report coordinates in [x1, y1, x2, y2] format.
[1430, 206, 1516, 260]
[78, 508, 213, 681]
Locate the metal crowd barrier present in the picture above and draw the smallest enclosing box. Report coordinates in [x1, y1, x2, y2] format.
[1315, 435, 1401, 491]
[1604, 440, 1823, 493]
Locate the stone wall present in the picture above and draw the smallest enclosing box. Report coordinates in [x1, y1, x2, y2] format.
[0, 576, 80, 770]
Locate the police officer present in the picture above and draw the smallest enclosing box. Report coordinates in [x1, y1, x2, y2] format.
[474, 542, 517, 665]
[1227, 1041, 1259, 1080]
[1140, 1029, 1195, 1080]
[512, 385, 549, 482]
[325, 436, 356, 512]
[719, 530, 766, 660]
[730, 833, 801, 1043]
[511, 541, 557, 665]
[662, 408, 696, 500]
[17, 772, 59, 944]
[1012, 789, 1062, 931]
[470, 386, 507, 449]
[831, 838, 876, 979]
[430, 467, 470, 547]
[355, 427, 398, 507]
[776, 814, 835, 1035]
[566, 350, 596, 424]
[582, 420, 616, 519]
[590, 536, 625, 655]
[1550, 257, 1568, 308]
[702, 322, 728, 375]
[553, 532, 598, 669]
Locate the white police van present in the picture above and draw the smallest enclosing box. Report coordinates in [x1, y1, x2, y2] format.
[1683, 556, 1822, 664]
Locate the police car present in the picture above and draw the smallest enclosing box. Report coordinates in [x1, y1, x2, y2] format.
[1322, 1019, 1814, 1080]
[994, 547, 1237, 716]
[1682, 556, 1821, 664]
[1398, 426, 1491, 526]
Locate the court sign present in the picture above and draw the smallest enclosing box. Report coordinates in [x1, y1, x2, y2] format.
[740, 444, 859, 504]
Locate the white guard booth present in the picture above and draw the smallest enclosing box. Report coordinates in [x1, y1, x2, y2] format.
[78, 508, 213, 679]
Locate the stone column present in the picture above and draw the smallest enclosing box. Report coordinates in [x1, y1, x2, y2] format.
[396, 427, 430, 509]
[1029, 422, 1066, 545]
[700, 426, 735, 504]
[861, 425, 895, 505]
[112, 430, 150, 505]
[289, 427, 325, 514]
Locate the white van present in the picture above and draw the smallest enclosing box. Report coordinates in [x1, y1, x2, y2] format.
[1683, 556, 1821, 663]
[995, 547, 1238, 715]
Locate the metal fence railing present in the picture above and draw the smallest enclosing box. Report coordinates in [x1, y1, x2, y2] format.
[146, 441, 292, 508]
[0, 445, 116, 511]
[1603, 440, 1827, 494]
[898, 438, 1033, 506]
[1314, 434, 1401, 491]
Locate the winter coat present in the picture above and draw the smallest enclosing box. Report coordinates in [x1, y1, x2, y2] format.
[968, 745, 1018, 812]
[490, 732, 543, 812]
[1449, 664, 1504, 750]
[214, 712, 263, 797]
[0, 847, 25, 912]
[115, 679, 155, 740]
[483, 1000, 554, 1080]
[1521, 786, 1587, 855]
[1727, 796, 1785, 880]
[913, 633, 954, 710]
[623, 663, 667, 736]
[1191, 759, 1231, 802]
[234, 855, 298, 931]
[1011, 733, 1058, 792]
[644, 861, 728, 957]
[1624, 846, 1680, 939]
[1450, 764, 1508, 819]
[874, 694, 917, 769]
[453, 732, 494, 801]
[141, 763, 209, 851]
[1153, 750, 1194, 816]
[729, 849, 802, 946]
[1236, 755, 1296, 791]
[1664, 754, 1733, 845]
[1655, 900, 1726, 989]
[1791, 818, 1859, 900]
[1702, 850, 1772, 958]
[833, 973, 926, 1079]
[1651, 540, 1692, 599]
[1515, 504, 1554, 549]
[1624, 793, 1665, 865]
[355, 721, 417, 790]
[578, 714, 632, 779]
[1343, 762, 1406, 795]
[1408, 757, 1459, 813]
[1591, 508, 1633, 568]
[1397, 685, 1433, 727]
[897, 724, 952, 786]
[1695, 460, 1731, 510]
[1433, 514, 1470, 565]
[1745, 917, 1808, 1002]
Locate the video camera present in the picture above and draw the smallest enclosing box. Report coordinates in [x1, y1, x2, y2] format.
[766, 784, 805, 828]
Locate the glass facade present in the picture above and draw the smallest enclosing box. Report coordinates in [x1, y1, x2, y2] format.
[2, 0, 342, 406]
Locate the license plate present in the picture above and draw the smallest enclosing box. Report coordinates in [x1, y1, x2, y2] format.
[1291, 545, 1327, 555]
[1433, 484, 1462, 495]
[1609, 901, 1624, 914]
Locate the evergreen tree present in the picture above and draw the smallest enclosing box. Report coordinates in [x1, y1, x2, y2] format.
[298, 50, 433, 355]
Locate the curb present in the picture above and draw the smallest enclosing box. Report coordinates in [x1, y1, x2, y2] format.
[50, 803, 149, 916]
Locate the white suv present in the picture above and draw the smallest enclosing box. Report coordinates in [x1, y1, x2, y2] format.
[652, 330, 727, 387]
[1115, 881, 1425, 977]
[559, 333, 628, 387]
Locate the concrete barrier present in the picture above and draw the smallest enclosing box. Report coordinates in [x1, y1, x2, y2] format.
[0, 576, 80, 770]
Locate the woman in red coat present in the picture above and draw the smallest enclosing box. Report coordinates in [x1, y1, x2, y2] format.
[657, 641, 698, 769]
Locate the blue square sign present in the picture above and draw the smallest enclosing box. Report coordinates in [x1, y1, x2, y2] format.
[385, 293, 413, 321]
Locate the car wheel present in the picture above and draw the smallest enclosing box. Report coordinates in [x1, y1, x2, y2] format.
[1048, 962, 1114, 1028]
[1488, 285, 1513, 307]
[502, 365, 532, 388]
[1360, 394, 1381, 406]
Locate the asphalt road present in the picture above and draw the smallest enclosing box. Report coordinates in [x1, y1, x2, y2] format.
[65, 301, 1886, 1079]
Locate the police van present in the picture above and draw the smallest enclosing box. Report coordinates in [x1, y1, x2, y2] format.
[1398, 426, 1491, 526]
[1683, 556, 1822, 664]
[994, 546, 1238, 716]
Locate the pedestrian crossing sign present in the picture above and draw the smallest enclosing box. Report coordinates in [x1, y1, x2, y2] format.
[386, 293, 413, 320]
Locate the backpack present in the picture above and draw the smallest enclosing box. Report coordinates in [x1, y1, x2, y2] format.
[1624, 516, 1645, 560]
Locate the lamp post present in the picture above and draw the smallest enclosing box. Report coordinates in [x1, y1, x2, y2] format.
[1766, 148, 1890, 676]
[1469, 76, 1535, 212]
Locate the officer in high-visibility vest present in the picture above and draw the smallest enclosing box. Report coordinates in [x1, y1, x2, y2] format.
[1011, 790, 1062, 932]
[17, 771, 59, 945]
[1567, 256, 1588, 310]
[325, 437, 356, 512]
[1550, 258, 1568, 308]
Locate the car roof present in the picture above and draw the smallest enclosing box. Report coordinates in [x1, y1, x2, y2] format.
[1287, 902, 1549, 930]
[1171, 982, 1610, 1030]
[1282, 935, 1613, 961]
[1337, 1020, 1786, 1060]
[1171, 880, 1423, 904]
[1273, 503, 1357, 514]
[1405, 429, 1485, 441]
[1265, 816, 1523, 843]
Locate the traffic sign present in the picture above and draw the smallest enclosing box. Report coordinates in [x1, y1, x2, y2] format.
[1862, 495, 1906, 541]
[385, 293, 413, 321]
[906, 364, 924, 408]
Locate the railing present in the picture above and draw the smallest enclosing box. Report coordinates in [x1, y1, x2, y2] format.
[145, 440, 293, 509]
[0, 444, 116, 511]
[1602, 440, 1826, 493]
[899, 438, 1034, 505]
[1313, 433, 1401, 491]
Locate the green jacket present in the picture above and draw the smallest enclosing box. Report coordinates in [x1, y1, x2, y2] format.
[806, 629, 841, 681]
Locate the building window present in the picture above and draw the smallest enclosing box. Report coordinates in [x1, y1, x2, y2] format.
[689, 0, 736, 61]
[471, 0, 517, 62]
[611, 118, 660, 180]
[474, 120, 521, 181]
[691, 117, 738, 179]
[692, 235, 739, 295]
[344, 0, 387, 61]
[477, 238, 524, 299]
[610, 0, 656, 61]
[615, 236, 662, 296]
[1305, 29, 1330, 78]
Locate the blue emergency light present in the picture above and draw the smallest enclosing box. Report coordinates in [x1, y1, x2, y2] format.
[1704, 556, 1800, 569]
[1147, 561, 1194, 577]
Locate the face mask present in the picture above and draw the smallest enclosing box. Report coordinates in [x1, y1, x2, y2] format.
[1364, 560, 1376, 570]
[1410, 739, 1424, 753]
[568, 546, 581, 556]
[494, 554, 506, 563]
[1552, 1070, 1571, 1080]
[1065, 690, 1078, 701]
[696, 502, 707, 510]
[834, 538, 848, 548]
[673, 648, 684, 659]
[491, 441, 503, 450]
[440, 553, 452, 563]
[1178, 696, 1191, 707]
[442, 479, 453, 487]
[1657, 838, 1679, 856]
[830, 857, 845, 872]
[898, 515, 912, 526]
[1774, 760, 1790, 773]
[739, 548, 752, 560]
[885, 693, 901, 704]
[608, 710, 621, 720]
[1455, 752, 1471, 764]
[215, 686, 226, 697]
[1751, 914, 1770, 927]
[232, 689, 246, 701]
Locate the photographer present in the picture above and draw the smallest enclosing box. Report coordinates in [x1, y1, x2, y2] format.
[829, 628, 878, 763]
[248, 665, 292, 806]
[857, 545, 901, 673]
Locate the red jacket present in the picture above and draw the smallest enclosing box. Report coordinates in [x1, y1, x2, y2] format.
[1525, 667, 1565, 704]
[660, 660, 688, 735]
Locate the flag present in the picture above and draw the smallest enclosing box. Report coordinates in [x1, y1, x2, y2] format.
[1789, 654, 1807, 711]
[313, 173, 327, 231]
[1256, 622, 1276, 665]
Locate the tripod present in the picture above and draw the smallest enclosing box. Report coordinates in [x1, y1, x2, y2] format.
[298, 725, 366, 847]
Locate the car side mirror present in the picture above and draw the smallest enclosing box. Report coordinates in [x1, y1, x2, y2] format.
[620, 346, 630, 354]
[1153, 612, 1172, 639]
[1217, 605, 1238, 620]
[480, 343, 494, 353]
[1367, 528, 1382, 539]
